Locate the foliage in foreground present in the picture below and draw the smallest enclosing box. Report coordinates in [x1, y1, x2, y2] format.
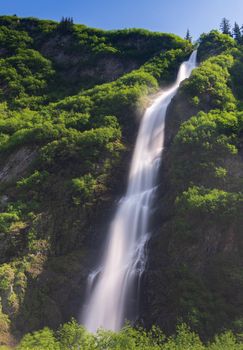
[16, 321, 243, 350]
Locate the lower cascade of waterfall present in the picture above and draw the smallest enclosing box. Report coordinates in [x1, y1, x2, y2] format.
[81, 50, 197, 333]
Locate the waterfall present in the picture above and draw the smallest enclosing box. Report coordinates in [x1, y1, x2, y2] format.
[81, 50, 197, 333]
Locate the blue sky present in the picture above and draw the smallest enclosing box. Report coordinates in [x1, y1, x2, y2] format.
[1, 0, 243, 39]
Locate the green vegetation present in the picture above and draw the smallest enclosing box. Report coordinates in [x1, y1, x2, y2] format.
[0, 15, 191, 99]
[15, 322, 243, 350]
[0, 15, 193, 345]
[197, 30, 235, 61]
[183, 53, 236, 110]
[0, 48, 54, 107]
[171, 109, 242, 190]
[146, 29, 243, 340]
[0, 13, 242, 348]
[177, 186, 242, 214]
[220, 18, 232, 36]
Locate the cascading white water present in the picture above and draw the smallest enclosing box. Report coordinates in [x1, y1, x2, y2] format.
[81, 50, 197, 333]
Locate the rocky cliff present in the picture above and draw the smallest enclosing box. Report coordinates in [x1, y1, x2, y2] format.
[143, 31, 243, 339]
[0, 16, 192, 344]
[0, 15, 242, 347]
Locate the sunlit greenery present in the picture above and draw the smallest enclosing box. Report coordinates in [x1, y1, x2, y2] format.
[0, 15, 193, 345]
[176, 186, 243, 216]
[0, 13, 243, 347]
[182, 54, 236, 110]
[16, 321, 243, 350]
[198, 30, 236, 61]
[153, 26, 243, 341]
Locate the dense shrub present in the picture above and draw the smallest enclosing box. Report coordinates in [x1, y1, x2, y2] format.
[16, 321, 243, 350]
[198, 30, 236, 61]
[0, 26, 32, 53]
[174, 110, 241, 154]
[171, 110, 242, 190]
[182, 54, 236, 111]
[176, 186, 243, 217]
[0, 49, 54, 104]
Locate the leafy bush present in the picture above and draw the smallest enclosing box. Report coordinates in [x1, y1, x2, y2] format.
[18, 328, 59, 350]
[198, 30, 236, 61]
[0, 26, 32, 53]
[72, 174, 97, 201]
[16, 321, 243, 349]
[0, 304, 11, 348]
[0, 265, 15, 292]
[171, 110, 242, 189]
[17, 171, 49, 190]
[0, 49, 54, 103]
[39, 125, 122, 167]
[176, 186, 243, 217]
[230, 47, 243, 100]
[0, 213, 19, 234]
[174, 110, 241, 154]
[182, 54, 236, 111]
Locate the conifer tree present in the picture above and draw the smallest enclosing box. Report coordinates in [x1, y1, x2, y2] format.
[220, 18, 232, 35]
[185, 29, 192, 43]
[241, 25, 243, 39]
[233, 22, 242, 43]
[58, 17, 74, 33]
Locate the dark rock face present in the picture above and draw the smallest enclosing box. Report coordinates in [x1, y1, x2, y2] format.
[0, 147, 37, 184]
[140, 86, 201, 329]
[163, 90, 199, 147]
[12, 168, 126, 336]
[40, 33, 139, 88]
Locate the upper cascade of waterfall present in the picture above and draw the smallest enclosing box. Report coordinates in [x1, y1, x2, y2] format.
[176, 50, 197, 84]
[81, 50, 197, 333]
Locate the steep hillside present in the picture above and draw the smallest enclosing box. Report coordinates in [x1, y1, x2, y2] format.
[0, 16, 192, 344]
[1, 15, 243, 348]
[144, 30, 243, 339]
[0, 15, 189, 103]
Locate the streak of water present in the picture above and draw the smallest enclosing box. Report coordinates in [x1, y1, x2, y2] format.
[81, 50, 197, 332]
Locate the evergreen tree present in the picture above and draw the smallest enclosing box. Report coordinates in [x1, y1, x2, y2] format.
[220, 18, 232, 35]
[185, 29, 192, 43]
[233, 22, 242, 43]
[58, 17, 74, 33]
[241, 25, 243, 39]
